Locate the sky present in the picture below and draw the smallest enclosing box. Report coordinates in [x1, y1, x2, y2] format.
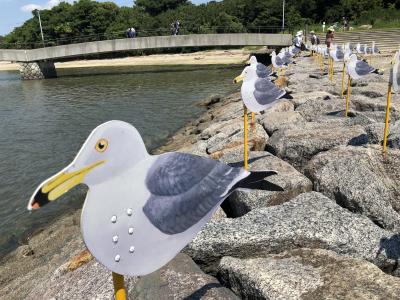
[0, 0, 211, 36]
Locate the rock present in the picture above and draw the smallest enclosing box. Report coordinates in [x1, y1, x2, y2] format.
[186, 192, 398, 275]
[201, 118, 268, 157]
[359, 24, 373, 29]
[16, 245, 34, 258]
[218, 248, 400, 300]
[305, 145, 400, 230]
[177, 140, 209, 157]
[296, 97, 354, 121]
[131, 253, 238, 300]
[266, 122, 368, 170]
[261, 111, 305, 135]
[27, 254, 238, 299]
[364, 122, 386, 144]
[212, 207, 227, 221]
[198, 94, 221, 107]
[0, 210, 86, 299]
[219, 151, 312, 217]
[289, 91, 334, 108]
[350, 95, 400, 119]
[263, 99, 294, 113]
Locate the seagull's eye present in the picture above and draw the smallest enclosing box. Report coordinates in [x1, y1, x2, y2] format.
[95, 139, 108, 153]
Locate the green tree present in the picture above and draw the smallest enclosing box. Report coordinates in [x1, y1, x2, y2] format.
[135, 0, 189, 16]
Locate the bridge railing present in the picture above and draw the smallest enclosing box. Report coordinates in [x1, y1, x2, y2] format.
[0, 26, 291, 50]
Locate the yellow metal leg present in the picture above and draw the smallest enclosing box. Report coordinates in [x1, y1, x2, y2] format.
[243, 105, 249, 170]
[112, 272, 127, 300]
[383, 84, 393, 153]
[345, 75, 351, 117]
[341, 62, 346, 97]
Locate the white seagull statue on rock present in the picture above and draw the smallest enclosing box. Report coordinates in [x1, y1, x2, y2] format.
[27, 120, 283, 276]
[234, 66, 292, 113]
[347, 54, 379, 80]
[248, 56, 275, 78]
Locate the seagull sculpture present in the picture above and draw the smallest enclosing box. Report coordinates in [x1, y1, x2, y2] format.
[28, 120, 283, 276]
[344, 54, 380, 116]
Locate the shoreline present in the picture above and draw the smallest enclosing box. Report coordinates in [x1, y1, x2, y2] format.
[3, 52, 400, 299]
[0, 49, 252, 71]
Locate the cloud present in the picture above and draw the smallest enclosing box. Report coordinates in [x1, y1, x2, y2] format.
[21, 0, 71, 12]
[21, 3, 42, 12]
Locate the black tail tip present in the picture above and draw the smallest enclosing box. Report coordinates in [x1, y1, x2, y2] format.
[282, 93, 293, 99]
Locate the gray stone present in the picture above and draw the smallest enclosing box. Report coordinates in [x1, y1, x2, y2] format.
[19, 61, 57, 80]
[201, 118, 268, 158]
[186, 192, 398, 275]
[219, 151, 312, 217]
[266, 122, 368, 170]
[26, 253, 238, 300]
[131, 253, 238, 300]
[289, 91, 334, 108]
[218, 248, 400, 300]
[296, 97, 353, 121]
[261, 111, 305, 135]
[305, 145, 400, 230]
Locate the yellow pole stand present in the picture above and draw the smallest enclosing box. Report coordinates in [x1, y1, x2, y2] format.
[112, 272, 127, 300]
[345, 75, 351, 117]
[243, 105, 249, 170]
[251, 112, 255, 127]
[341, 62, 346, 97]
[383, 84, 393, 153]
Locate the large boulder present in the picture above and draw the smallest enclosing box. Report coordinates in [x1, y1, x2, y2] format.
[26, 253, 238, 299]
[305, 145, 400, 230]
[289, 91, 333, 108]
[266, 122, 368, 170]
[186, 192, 398, 275]
[261, 111, 306, 135]
[200, 118, 268, 158]
[218, 248, 400, 300]
[219, 151, 312, 217]
[295, 98, 354, 121]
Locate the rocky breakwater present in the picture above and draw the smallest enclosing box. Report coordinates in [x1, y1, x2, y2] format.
[2, 52, 400, 299]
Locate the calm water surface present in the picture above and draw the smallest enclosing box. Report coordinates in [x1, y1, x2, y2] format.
[0, 64, 241, 257]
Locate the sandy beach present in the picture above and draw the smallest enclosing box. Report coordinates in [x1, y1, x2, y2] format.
[0, 49, 252, 71]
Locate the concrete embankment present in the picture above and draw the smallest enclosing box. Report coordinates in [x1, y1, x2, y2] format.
[3, 53, 400, 299]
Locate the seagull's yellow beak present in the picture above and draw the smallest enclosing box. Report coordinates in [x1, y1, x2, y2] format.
[28, 160, 104, 210]
[234, 74, 244, 84]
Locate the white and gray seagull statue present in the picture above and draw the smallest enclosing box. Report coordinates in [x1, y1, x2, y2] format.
[27, 120, 283, 276]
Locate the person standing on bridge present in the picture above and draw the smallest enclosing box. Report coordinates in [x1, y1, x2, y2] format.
[175, 20, 180, 35]
[131, 27, 136, 38]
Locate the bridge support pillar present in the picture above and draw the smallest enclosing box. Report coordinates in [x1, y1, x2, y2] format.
[19, 61, 57, 80]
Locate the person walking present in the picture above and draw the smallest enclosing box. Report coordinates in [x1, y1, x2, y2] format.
[310, 31, 320, 55]
[174, 20, 180, 35]
[325, 27, 335, 48]
[170, 22, 176, 35]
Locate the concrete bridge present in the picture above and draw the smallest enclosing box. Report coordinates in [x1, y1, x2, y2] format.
[0, 33, 292, 80]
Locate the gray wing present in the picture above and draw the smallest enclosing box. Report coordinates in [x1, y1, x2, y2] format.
[355, 60, 375, 76]
[253, 78, 286, 106]
[143, 152, 243, 235]
[275, 55, 284, 66]
[256, 63, 272, 78]
[282, 55, 292, 64]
